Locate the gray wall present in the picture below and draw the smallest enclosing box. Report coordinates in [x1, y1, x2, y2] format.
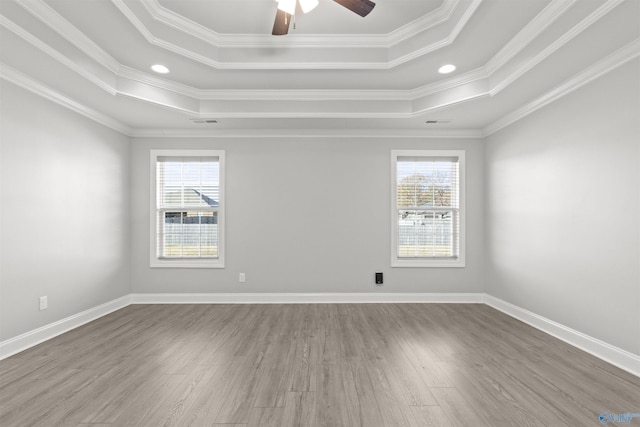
[131, 137, 485, 294]
[3, 57, 638, 362]
[0, 82, 131, 341]
[484, 59, 640, 356]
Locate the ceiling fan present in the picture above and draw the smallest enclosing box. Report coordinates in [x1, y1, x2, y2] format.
[272, 0, 376, 35]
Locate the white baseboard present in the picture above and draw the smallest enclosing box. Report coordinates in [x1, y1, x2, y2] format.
[484, 295, 640, 378]
[130, 292, 485, 304]
[0, 295, 131, 360]
[2, 292, 638, 379]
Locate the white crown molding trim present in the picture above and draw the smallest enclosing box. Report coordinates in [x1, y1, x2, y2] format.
[130, 293, 485, 304]
[483, 38, 640, 136]
[109, 0, 217, 71]
[118, 64, 485, 102]
[15, 0, 120, 73]
[142, 0, 458, 49]
[121, 62, 477, 102]
[137, 0, 387, 50]
[2, 0, 628, 132]
[385, 0, 459, 46]
[110, 0, 622, 102]
[0, 15, 117, 96]
[484, 0, 577, 74]
[114, 0, 478, 69]
[9, 0, 560, 83]
[0, 63, 132, 136]
[117, 65, 410, 101]
[113, 0, 358, 70]
[489, 0, 625, 96]
[4, 0, 616, 106]
[4, 28, 633, 137]
[0, 295, 131, 360]
[144, 0, 381, 48]
[129, 128, 485, 139]
[0, 53, 479, 127]
[411, 67, 490, 100]
[142, 0, 381, 48]
[386, 0, 482, 69]
[484, 295, 640, 378]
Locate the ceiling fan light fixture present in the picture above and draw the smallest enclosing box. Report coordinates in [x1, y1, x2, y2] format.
[276, 0, 297, 15]
[299, 0, 319, 13]
[272, 0, 375, 36]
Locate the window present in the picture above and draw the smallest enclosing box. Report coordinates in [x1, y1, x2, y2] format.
[150, 150, 224, 268]
[391, 150, 465, 267]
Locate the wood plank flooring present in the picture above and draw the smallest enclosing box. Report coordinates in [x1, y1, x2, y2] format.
[1, 303, 639, 426]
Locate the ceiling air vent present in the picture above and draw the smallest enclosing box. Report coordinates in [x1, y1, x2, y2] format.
[190, 119, 218, 124]
[425, 120, 452, 124]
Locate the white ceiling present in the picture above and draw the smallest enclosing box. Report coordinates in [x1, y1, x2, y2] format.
[0, 0, 638, 136]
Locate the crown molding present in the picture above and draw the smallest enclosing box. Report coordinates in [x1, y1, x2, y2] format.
[143, 0, 382, 48]
[0, 15, 117, 96]
[0, 62, 483, 139]
[5, 29, 634, 138]
[385, 0, 482, 69]
[0, 63, 132, 136]
[484, 0, 578, 74]
[6, 0, 602, 98]
[489, 0, 625, 96]
[6, 34, 634, 142]
[117, 62, 490, 103]
[9, 0, 477, 72]
[113, 0, 480, 69]
[2, 0, 632, 135]
[109, 0, 218, 71]
[15, 0, 121, 73]
[483, 38, 640, 136]
[7, 0, 595, 101]
[142, 0, 459, 49]
[116, 58, 490, 103]
[385, 0, 459, 46]
[129, 128, 485, 139]
[117, 64, 410, 101]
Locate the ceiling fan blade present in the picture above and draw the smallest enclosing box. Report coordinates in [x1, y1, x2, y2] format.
[272, 8, 292, 35]
[332, 0, 376, 17]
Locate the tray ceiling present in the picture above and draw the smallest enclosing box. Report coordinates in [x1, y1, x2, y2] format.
[0, 0, 638, 136]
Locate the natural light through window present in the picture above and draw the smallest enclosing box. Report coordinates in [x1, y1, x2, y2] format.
[150, 150, 225, 268]
[391, 150, 465, 267]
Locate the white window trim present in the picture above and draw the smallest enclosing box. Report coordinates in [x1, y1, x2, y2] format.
[391, 150, 465, 268]
[149, 149, 225, 269]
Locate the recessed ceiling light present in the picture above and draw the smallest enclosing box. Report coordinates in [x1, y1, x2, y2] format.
[151, 64, 170, 74]
[438, 64, 456, 74]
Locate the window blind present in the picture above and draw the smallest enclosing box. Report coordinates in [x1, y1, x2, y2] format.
[156, 156, 220, 259]
[396, 156, 460, 259]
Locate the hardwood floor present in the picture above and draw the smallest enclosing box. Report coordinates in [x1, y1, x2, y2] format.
[1, 303, 639, 426]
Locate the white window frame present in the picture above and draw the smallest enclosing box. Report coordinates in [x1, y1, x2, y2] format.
[150, 149, 225, 268]
[391, 150, 465, 268]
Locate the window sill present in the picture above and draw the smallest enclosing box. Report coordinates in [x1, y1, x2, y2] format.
[391, 258, 465, 268]
[150, 259, 225, 269]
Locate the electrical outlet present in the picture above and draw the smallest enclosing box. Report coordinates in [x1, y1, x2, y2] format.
[375, 272, 383, 285]
[39, 296, 48, 311]
[239, 273, 246, 283]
